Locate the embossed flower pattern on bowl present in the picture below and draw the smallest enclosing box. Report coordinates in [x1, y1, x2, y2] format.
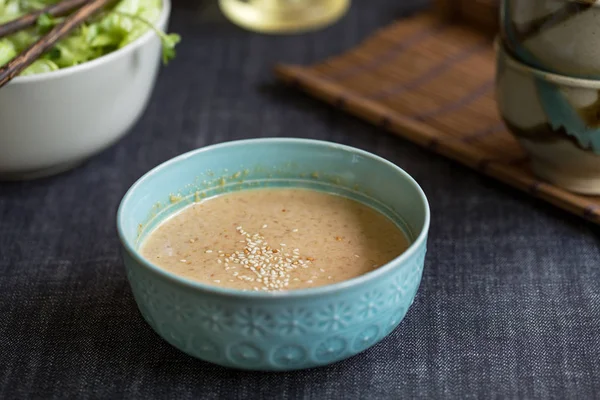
[315, 303, 353, 331]
[273, 345, 307, 366]
[234, 308, 275, 337]
[161, 292, 196, 323]
[230, 343, 263, 365]
[128, 256, 424, 370]
[196, 302, 233, 333]
[352, 325, 380, 352]
[315, 337, 347, 361]
[357, 291, 386, 319]
[275, 308, 313, 335]
[192, 336, 220, 359]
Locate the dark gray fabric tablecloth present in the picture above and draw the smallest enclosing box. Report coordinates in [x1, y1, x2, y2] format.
[2, 1, 600, 398]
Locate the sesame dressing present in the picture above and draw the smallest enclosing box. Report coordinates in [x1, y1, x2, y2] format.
[140, 188, 409, 291]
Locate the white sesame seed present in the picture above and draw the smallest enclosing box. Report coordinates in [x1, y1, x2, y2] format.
[262, 224, 268, 228]
[292, 229, 298, 232]
[179, 259, 187, 263]
[221, 225, 322, 292]
[214, 280, 220, 283]
[307, 280, 313, 284]
[217, 259, 222, 264]
[205, 250, 213, 253]
[320, 268, 325, 272]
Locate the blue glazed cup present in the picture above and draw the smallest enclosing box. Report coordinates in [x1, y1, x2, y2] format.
[117, 138, 430, 371]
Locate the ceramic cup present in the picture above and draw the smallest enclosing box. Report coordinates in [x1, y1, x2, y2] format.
[501, 0, 600, 78]
[0, 0, 171, 180]
[117, 138, 430, 371]
[495, 40, 600, 195]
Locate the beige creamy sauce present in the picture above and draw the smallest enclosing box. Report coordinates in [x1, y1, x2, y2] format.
[140, 188, 410, 291]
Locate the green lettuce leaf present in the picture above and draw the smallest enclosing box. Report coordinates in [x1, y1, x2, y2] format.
[0, 0, 179, 75]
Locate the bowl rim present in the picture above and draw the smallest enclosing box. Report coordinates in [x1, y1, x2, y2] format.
[7, 0, 171, 85]
[116, 138, 431, 299]
[573, 0, 600, 6]
[495, 38, 600, 89]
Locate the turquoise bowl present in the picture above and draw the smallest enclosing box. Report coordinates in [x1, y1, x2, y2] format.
[117, 138, 430, 371]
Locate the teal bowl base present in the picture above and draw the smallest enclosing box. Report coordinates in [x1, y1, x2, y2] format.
[147, 302, 411, 371]
[124, 247, 424, 371]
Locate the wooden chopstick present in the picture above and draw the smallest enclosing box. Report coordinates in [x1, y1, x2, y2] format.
[0, 0, 92, 39]
[0, 0, 113, 88]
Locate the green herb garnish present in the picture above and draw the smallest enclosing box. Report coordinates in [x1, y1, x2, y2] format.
[113, 10, 180, 64]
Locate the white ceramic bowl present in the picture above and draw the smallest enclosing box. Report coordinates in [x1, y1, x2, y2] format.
[0, 0, 171, 180]
[501, 0, 600, 77]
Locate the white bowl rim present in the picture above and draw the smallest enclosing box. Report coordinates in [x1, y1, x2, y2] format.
[116, 137, 431, 300]
[8, 0, 171, 85]
[496, 38, 600, 89]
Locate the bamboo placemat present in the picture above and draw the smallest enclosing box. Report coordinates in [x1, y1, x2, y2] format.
[274, 12, 600, 225]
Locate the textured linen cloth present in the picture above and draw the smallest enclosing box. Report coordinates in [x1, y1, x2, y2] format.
[1, 1, 600, 398]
